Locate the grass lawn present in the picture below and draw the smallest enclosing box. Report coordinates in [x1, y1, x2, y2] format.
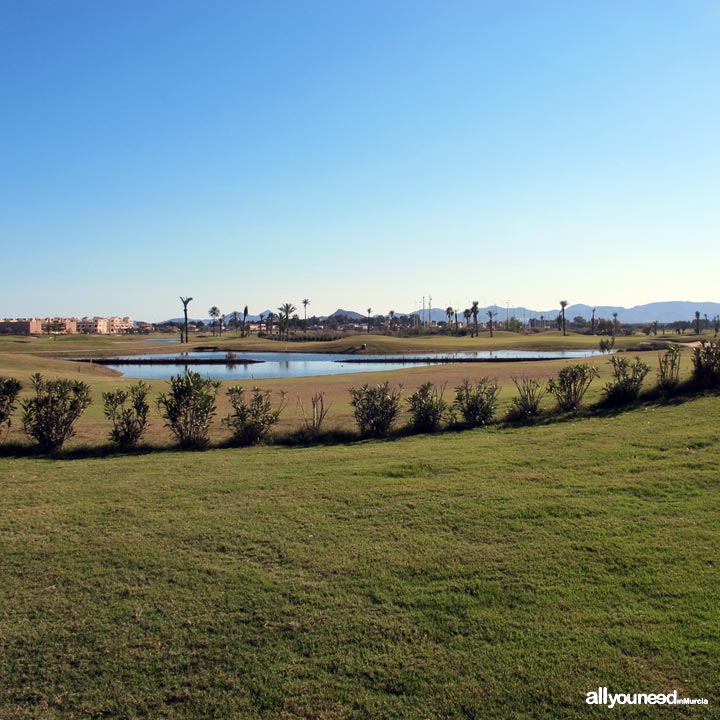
[1, 393, 718, 718]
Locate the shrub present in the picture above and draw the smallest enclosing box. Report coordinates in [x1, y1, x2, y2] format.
[657, 345, 682, 394]
[223, 386, 287, 445]
[21, 373, 92, 451]
[103, 382, 150, 448]
[601, 356, 650, 406]
[0, 376, 22, 442]
[453, 377, 499, 427]
[508, 376, 547, 422]
[691, 340, 720, 388]
[298, 391, 330, 436]
[406, 382, 448, 433]
[349, 382, 402, 438]
[157, 371, 220, 448]
[547, 364, 599, 412]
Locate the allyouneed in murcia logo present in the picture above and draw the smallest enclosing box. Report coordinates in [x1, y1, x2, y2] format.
[586, 687, 709, 708]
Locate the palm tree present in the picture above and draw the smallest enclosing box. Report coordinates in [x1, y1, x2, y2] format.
[695, 310, 701, 335]
[560, 300, 568, 336]
[242, 305, 249, 337]
[388, 310, 395, 334]
[446, 306, 454, 334]
[463, 308, 471, 330]
[454, 308, 459, 336]
[208, 306, 221, 337]
[367, 308, 372, 334]
[612, 311, 619, 337]
[302, 298, 310, 333]
[487, 310, 497, 338]
[278, 303, 296, 340]
[180, 296, 193, 344]
[266, 312, 275, 335]
[231, 311, 240, 335]
[471, 301, 480, 337]
[591, 308, 596, 335]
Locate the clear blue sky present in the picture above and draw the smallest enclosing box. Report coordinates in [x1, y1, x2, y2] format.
[2, 1, 719, 321]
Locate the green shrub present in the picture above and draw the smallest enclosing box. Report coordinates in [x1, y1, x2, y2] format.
[508, 376, 547, 422]
[0, 376, 22, 442]
[21, 373, 92, 451]
[548, 364, 599, 412]
[157, 371, 220, 448]
[406, 382, 448, 433]
[349, 382, 402, 438]
[601, 356, 650, 406]
[223, 386, 287, 445]
[102, 382, 150, 448]
[692, 340, 720, 388]
[657, 345, 682, 394]
[453, 377, 499, 427]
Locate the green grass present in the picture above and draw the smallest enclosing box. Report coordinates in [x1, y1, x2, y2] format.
[1, 396, 718, 718]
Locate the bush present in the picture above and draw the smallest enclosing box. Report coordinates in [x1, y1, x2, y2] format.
[453, 377, 499, 427]
[298, 391, 330, 436]
[601, 356, 650, 406]
[21, 373, 92, 451]
[508, 376, 547, 422]
[0, 376, 22, 442]
[349, 382, 402, 438]
[223, 386, 287, 445]
[657, 345, 682, 394]
[157, 371, 220, 448]
[103, 382, 150, 448]
[547, 364, 599, 412]
[692, 340, 720, 388]
[406, 382, 448, 433]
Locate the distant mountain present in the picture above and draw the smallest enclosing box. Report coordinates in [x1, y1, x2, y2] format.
[329, 308, 366, 320]
[543, 302, 720, 324]
[162, 301, 720, 327]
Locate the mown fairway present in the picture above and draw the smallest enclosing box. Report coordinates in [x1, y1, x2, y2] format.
[1, 392, 718, 718]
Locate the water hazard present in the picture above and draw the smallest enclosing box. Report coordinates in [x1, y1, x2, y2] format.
[92, 350, 604, 381]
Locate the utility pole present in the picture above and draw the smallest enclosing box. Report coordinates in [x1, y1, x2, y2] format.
[428, 294, 432, 326]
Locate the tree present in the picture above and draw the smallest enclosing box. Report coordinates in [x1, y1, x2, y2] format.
[388, 310, 395, 334]
[367, 308, 372, 334]
[180, 296, 193, 344]
[487, 310, 497, 338]
[266, 312, 275, 335]
[446, 306, 454, 333]
[591, 308, 596, 335]
[463, 308, 471, 330]
[612, 312, 619, 337]
[243, 306, 249, 337]
[302, 298, 310, 333]
[278, 303, 296, 340]
[231, 311, 240, 335]
[453, 309, 459, 336]
[471, 301, 480, 337]
[208, 306, 221, 336]
[560, 300, 568, 336]
[695, 310, 702, 335]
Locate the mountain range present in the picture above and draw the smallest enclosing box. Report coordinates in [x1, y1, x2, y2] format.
[162, 301, 720, 326]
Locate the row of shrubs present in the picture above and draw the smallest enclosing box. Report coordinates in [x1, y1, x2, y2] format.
[1, 342, 719, 453]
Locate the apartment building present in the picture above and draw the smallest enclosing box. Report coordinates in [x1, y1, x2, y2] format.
[0, 318, 43, 334]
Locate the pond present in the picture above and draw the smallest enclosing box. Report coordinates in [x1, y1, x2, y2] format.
[93, 350, 604, 381]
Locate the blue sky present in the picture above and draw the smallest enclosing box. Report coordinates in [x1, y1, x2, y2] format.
[2, 1, 719, 321]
